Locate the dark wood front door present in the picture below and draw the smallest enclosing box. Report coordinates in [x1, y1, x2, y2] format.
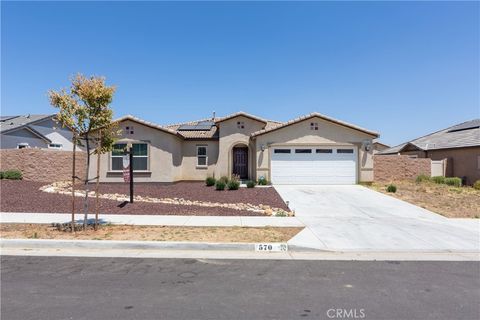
[233, 147, 248, 179]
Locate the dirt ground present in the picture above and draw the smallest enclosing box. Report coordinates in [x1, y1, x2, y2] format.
[369, 181, 480, 218]
[0, 180, 288, 216]
[0, 223, 303, 242]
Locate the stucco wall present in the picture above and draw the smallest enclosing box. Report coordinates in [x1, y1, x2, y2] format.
[215, 116, 265, 179]
[1, 129, 48, 149]
[0, 148, 86, 182]
[90, 120, 183, 182]
[254, 116, 376, 182]
[373, 155, 431, 182]
[181, 140, 219, 180]
[426, 147, 480, 185]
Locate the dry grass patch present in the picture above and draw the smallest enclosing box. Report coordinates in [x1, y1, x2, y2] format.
[0, 224, 303, 243]
[369, 181, 480, 218]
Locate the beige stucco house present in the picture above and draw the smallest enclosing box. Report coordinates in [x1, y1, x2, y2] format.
[90, 112, 379, 185]
[377, 119, 480, 185]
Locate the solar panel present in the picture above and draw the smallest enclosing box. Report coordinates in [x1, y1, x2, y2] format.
[178, 120, 215, 131]
[447, 119, 480, 132]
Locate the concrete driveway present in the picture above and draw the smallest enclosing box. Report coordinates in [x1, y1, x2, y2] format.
[275, 185, 480, 252]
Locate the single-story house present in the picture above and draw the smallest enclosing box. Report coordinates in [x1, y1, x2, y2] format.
[373, 141, 390, 154]
[90, 112, 379, 185]
[0, 114, 76, 150]
[377, 119, 480, 185]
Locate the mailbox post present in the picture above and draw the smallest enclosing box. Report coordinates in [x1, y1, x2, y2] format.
[123, 143, 134, 203]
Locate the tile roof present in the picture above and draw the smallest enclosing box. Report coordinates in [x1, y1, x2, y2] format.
[250, 112, 379, 137]
[378, 119, 480, 154]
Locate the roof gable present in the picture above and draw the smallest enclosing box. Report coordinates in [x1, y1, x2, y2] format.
[251, 112, 379, 138]
[113, 115, 182, 138]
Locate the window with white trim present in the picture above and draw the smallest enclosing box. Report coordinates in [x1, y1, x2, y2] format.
[197, 145, 208, 167]
[337, 149, 354, 154]
[111, 143, 148, 171]
[48, 143, 63, 149]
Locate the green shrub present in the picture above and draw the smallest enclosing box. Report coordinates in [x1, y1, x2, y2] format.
[257, 177, 268, 185]
[227, 180, 240, 190]
[473, 180, 480, 190]
[219, 176, 229, 184]
[431, 176, 445, 184]
[215, 180, 226, 191]
[246, 180, 256, 188]
[415, 174, 430, 183]
[3, 169, 22, 180]
[205, 177, 216, 187]
[386, 184, 397, 193]
[274, 210, 288, 217]
[0, 172, 3, 179]
[445, 177, 462, 187]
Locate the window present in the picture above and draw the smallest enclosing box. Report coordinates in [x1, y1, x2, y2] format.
[337, 149, 354, 154]
[310, 122, 319, 130]
[274, 149, 291, 154]
[237, 121, 245, 129]
[316, 149, 332, 153]
[197, 145, 208, 167]
[124, 126, 134, 135]
[16, 143, 29, 149]
[111, 143, 148, 171]
[48, 143, 63, 149]
[295, 149, 312, 154]
[408, 155, 418, 159]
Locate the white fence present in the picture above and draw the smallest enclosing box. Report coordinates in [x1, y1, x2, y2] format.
[431, 159, 447, 177]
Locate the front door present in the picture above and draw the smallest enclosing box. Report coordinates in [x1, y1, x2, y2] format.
[232, 147, 248, 179]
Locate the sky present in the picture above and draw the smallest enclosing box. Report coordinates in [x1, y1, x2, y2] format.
[1, 1, 479, 146]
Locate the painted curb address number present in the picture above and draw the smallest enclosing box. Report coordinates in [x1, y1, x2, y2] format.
[255, 243, 288, 252]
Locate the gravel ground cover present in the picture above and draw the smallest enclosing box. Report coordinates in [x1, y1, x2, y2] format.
[0, 181, 289, 216]
[369, 180, 480, 218]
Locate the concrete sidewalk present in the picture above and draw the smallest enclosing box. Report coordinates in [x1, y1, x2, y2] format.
[0, 212, 304, 227]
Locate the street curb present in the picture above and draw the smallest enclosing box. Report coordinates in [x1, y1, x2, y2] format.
[0, 239, 260, 252]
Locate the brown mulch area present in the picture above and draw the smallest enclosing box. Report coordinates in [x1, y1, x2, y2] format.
[369, 181, 480, 218]
[0, 223, 303, 242]
[0, 181, 288, 216]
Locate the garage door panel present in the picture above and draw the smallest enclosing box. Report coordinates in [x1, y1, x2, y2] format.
[271, 146, 357, 185]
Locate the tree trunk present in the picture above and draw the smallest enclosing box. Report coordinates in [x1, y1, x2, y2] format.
[83, 133, 91, 230]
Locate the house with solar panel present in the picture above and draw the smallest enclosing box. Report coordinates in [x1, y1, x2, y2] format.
[0, 114, 76, 150]
[377, 119, 480, 185]
[90, 111, 382, 184]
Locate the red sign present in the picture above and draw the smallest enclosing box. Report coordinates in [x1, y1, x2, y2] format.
[123, 155, 130, 182]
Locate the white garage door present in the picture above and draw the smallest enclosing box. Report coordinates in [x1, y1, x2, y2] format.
[270, 146, 357, 185]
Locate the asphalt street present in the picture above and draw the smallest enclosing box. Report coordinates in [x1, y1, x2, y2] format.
[1, 256, 479, 320]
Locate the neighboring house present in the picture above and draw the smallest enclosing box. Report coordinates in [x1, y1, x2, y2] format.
[377, 119, 480, 185]
[0, 114, 76, 150]
[90, 111, 379, 185]
[373, 141, 390, 154]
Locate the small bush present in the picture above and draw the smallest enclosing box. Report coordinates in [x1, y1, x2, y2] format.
[0, 172, 3, 179]
[274, 210, 288, 217]
[386, 184, 397, 193]
[415, 174, 430, 183]
[2, 169, 22, 180]
[246, 180, 256, 188]
[445, 177, 462, 187]
[473, 180, 480, 190]
[257, 177, 268, 185]
[205, 177, 216, 187]
[215, 180, 226, 191]
[227, 180, 240, 190]
[431, 176, 445, 184]
[219, 176, 229, 184]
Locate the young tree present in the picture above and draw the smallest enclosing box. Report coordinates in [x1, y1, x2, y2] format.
[49, 74, 117, 229]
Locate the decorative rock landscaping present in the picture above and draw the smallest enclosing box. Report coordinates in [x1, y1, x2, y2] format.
[40, 181, 295, 217]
